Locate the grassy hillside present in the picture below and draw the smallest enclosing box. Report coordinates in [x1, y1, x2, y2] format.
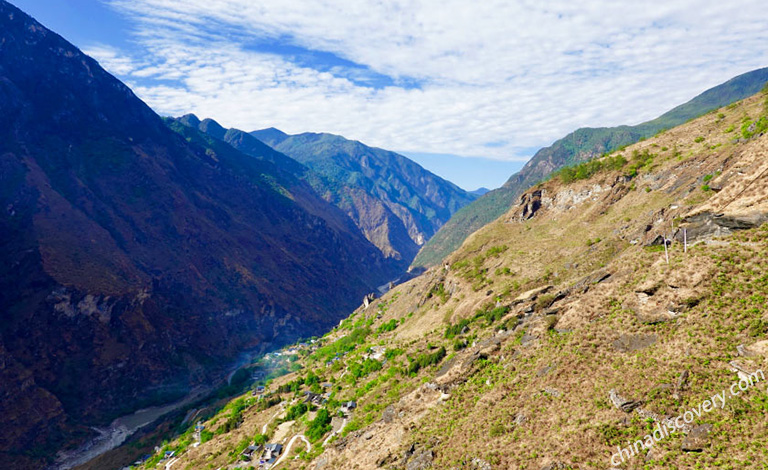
[119, 88, 768, 470]
[412, 67, 768, 269]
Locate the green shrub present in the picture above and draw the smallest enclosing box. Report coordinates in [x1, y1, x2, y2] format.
[408, 347, 447, 374]
[377, 319, 398, 334]
[445, 319, 470, 339]
[283, 403, 309, 422]
[306, 409, 332, 442]
[554, 154, 628, 184]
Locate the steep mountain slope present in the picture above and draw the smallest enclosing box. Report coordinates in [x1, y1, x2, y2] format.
[178, 118, 420, 267]
[0, 3, 395, 468]
[130, 88, 768, 470]
[252, 128, 478, 260]
[413, 67, 768, 268]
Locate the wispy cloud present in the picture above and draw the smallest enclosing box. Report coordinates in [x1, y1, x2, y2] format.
[88, 0, 768, 161]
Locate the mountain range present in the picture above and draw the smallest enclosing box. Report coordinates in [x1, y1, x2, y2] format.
[0, 2, 466, 467]
[412, 66, 768, 268]
[123, 84, 768, 470]
[175, 117, 476, 269]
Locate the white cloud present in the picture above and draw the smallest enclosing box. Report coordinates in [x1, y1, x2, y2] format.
[88, 0, 768, 161]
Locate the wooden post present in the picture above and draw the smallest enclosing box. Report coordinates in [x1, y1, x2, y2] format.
[684, 228, 687, 253]
[664, 233, 669, 264]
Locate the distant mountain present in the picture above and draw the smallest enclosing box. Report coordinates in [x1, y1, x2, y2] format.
[412, 66, 768, 268]
[249, 129, 478, 262]
[175, 117, 416, 267]
[470, 187, 491, 196]
[0, 2, 395, 468]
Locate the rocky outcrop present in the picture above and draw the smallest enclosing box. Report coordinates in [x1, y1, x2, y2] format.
[678, 211, 768, 242]
[681, 424, 713, 452]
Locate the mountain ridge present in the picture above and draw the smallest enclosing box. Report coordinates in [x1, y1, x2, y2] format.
[251, 128, 478, 248]
[412, 66, 768, 268]
[0, 3, 399, 467]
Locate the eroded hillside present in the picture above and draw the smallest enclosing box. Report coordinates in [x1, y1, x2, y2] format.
[126, 89, 768, 470]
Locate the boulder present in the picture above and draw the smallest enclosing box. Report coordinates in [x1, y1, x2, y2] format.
[681, 424, 712, 452]
[405, 449, 434, 470]
[609, 389, 643, 412]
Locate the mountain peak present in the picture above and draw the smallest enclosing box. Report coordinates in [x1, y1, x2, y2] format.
[199, 117, 227, 139]
[250, 127, 289, 146]
[177, 113, 201, 127]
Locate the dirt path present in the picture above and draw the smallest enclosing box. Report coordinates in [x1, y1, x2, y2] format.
[262, 405, 285, 434]
[270, 435, 310, 468]
[322, 418, 347, 446]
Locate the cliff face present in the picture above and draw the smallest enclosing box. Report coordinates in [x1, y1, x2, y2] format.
[252, 129, 478, 262]
[178, 118, 420, 269]
[0, 2, 393, 467]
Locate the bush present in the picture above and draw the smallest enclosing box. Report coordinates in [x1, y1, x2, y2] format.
[554, 154, 628, 184]
[377, 319, 398, 334]
[445, 319, 470, 339]
[283, 403, 308, 422]
[474, 305, 510, 325]
[407, 347, 446, 375]
[349, 358, 383, 379]
[306, 409, 332, 442]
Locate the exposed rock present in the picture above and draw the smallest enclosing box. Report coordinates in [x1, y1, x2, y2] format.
[681, 424, 713, 452]
[645, 447, 661, 461]
[679, 211, 768, 242]
[471, 457, 492, 470]
[536, 364, 555, 377]
[519, 189, 544, 220]
[729, 360, 761, 381]
[738, 340, 768, 357]
[315, 455, 329, 469]
[405, 449, 434, 470]
[572, 270, 611, 294]
[363, 293, 377, 309]
[512, 285, 553, 305]
[612, 333, 657, 352]
[670, 370, 690, 401]
[540, 462, 567, 470]
[382, 405, 397, 423]
[609, 389, 644, 412]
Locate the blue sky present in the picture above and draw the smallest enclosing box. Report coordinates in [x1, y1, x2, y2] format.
[12, 0, 768, 190]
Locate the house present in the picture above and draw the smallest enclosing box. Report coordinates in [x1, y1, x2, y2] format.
[261, 443, 283, 464]
[321, 382, 333, 389]
[252, 370, 266, 380]
[240, 444, 262, 461]
[304, 391, 325, 405]
[340, 401, 357, 414]
[163, 450, 175, 460]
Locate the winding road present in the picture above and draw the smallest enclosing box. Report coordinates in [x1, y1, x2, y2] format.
[322, 418, 347, 447]
[262, 405, 285, 434]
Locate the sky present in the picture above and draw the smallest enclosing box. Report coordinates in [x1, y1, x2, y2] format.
[12, 0, 768, 190]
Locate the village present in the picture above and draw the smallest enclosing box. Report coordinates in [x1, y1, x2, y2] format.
[131, 326, 375, 470]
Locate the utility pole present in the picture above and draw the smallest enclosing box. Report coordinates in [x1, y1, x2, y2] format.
[193, 421, 204, 447]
